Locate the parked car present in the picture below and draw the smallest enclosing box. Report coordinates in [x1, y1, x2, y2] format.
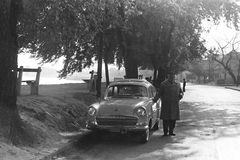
[86, 79, 161, 143]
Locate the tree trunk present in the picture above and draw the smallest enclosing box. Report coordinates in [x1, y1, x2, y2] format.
[237, 67, 240, 87]
[124, 35, 138, 78]
[156, 67, 167, 88]
[104, 59, 109, 87]
[125, 51, 138, 78]
[116, 3, 138, 79]
[96, 32, 103, 98]
[104, 30, 114, 87]
[0, 0, 33, 145]
[213, 59, 237, 85]
[227, 70, 237, 84]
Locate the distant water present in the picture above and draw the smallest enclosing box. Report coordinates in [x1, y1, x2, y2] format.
[21, 77, 85, 85]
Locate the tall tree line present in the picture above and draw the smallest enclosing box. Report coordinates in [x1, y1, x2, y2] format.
[18, 0, 240, 87]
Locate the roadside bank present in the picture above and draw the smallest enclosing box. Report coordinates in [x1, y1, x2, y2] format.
[225, 86, 240, 92]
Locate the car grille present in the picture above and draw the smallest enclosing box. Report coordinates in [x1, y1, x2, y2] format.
[96, 115, 138, 126]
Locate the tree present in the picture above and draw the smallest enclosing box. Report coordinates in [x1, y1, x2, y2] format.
[130, 0, 207, 85]
[0, 0, 35, 145]
[18, 0, 140, 97]
[114, 1, 144, 79]
[114, 0, 240, 86]
[18, 0, 99, 77]
[233, 51, 240, 86]
[189, 60, 206, 84]
[103, 29, 117, 87]
[18, 0, 240, 86]
[148, 0, 240, 85]
[210, 33, 240, 85]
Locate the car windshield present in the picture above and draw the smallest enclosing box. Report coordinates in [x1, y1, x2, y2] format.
[106, 85, 148, 98]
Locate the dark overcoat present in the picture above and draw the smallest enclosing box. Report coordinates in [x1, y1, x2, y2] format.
[155, 80, 182, 120]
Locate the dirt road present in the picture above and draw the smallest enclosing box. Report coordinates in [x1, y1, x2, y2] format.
[50, 84, 240, 160]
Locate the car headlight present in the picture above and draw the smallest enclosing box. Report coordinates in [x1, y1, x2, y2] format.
[88, 107, 97, 116]
[137, 107, 146, 117]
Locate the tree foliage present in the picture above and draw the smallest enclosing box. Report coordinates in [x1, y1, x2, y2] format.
[189, 60, 206, 83]
[18, 0, 139, 77]
[18, 0, 240, 82]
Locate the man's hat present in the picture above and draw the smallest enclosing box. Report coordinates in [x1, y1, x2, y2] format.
[168, 71, 175, 75]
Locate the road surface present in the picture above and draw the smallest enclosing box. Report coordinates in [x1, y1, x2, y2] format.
[51, 83, 240, 160]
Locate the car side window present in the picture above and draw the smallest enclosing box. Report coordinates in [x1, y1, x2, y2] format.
[107, 87, 113, 97]
[149, 86, 156, 98]
[149, 87, 153, 98]
[113, 86, 119, 96]
[107, 86, 118, 97]
[107, 85, 149, 97]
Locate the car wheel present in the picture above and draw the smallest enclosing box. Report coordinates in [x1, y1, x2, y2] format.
[153, 120, 160, 130]
[140, 129, 149, 143]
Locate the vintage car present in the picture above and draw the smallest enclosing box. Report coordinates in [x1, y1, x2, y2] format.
[86, 79, 161, 143]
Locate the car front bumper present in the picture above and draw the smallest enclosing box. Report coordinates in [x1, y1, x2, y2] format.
[86, 121, 149, 133]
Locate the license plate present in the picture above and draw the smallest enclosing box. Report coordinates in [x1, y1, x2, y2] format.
[109, 128, 120, 132]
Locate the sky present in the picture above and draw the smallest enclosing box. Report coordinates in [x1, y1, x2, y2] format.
[201, 19, 240, 50]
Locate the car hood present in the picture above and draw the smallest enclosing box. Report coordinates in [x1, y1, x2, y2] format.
[98, 98, 148, 116]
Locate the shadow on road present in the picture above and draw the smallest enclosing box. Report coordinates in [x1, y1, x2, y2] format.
[179, 101, 240, 139]
[52, 100, 240, 160]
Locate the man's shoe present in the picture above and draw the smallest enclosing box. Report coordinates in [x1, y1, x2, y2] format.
[169, 132, 176, 136]
[163, 133, 168, 136]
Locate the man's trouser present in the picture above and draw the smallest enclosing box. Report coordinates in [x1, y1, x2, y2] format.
[163, 120, 176, 134]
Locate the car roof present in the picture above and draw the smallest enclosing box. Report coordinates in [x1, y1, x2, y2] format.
[109, 79, 152, 87]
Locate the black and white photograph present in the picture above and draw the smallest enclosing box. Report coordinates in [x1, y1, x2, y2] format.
[1, 0, 240, 160]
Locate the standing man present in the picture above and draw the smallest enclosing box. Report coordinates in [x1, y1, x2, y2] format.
[153, 71, 183, 136]
[183, 78, 186, 92]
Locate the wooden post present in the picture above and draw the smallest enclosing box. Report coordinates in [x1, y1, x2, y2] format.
[30, 67, 41, 95]
[89, 70, 94, 92]
[89, 70, 94, 89]
[17, 66, 23, 96]
[93, 74, 98, 92]
[35, 67, 41, 85]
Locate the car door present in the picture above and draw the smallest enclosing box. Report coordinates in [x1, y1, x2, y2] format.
[149, 86, 159, 126]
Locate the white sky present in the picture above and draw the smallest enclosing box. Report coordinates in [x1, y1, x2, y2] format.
[18, 52, 63, 69]
[201, 19, 240, 50]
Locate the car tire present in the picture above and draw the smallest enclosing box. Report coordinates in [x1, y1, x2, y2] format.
[140, 129, 149, 143]
[153, 120, 160, 130]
